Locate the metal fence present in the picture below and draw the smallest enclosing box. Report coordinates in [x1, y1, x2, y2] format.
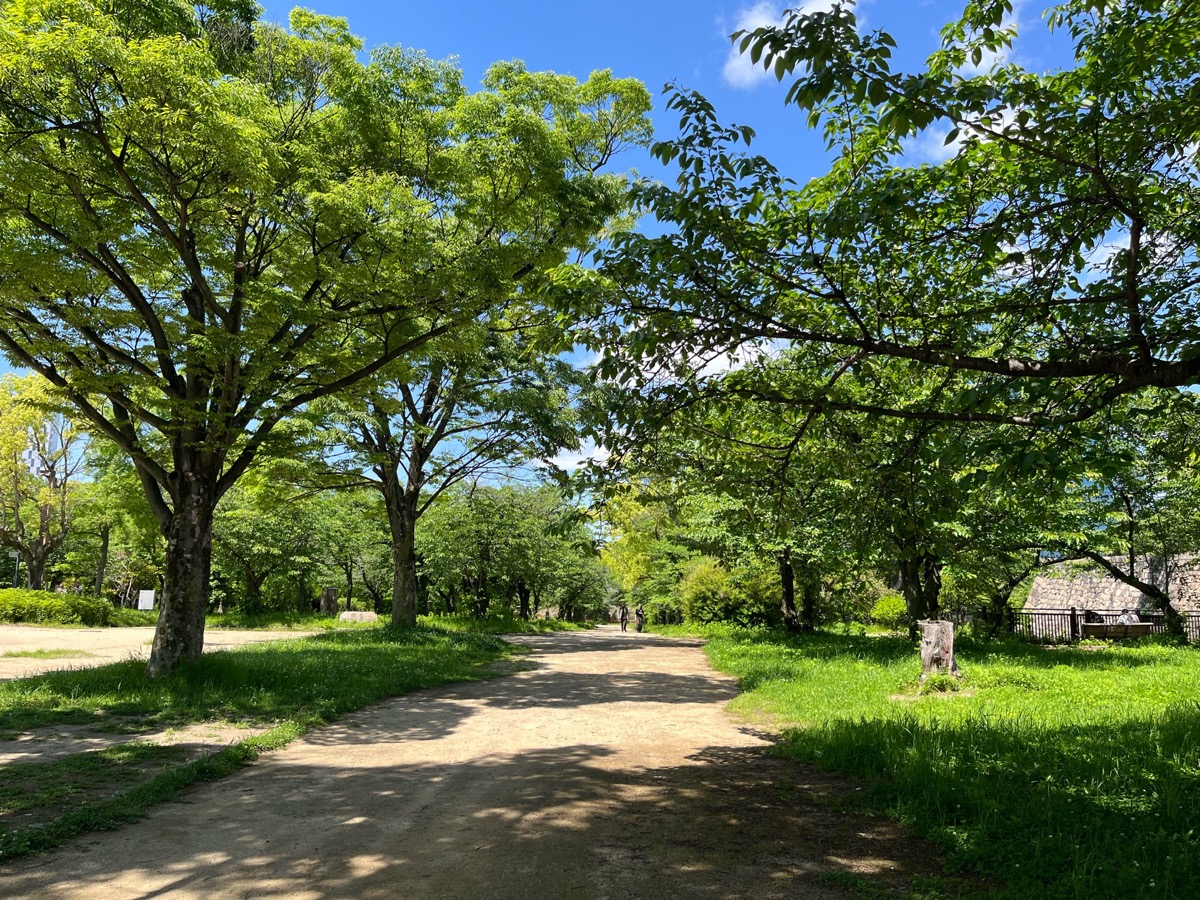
[1186, 614, 1200, 644]
[1011, 608, 1200, 644]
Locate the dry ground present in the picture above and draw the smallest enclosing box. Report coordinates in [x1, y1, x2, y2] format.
[0, 627, 945, 899]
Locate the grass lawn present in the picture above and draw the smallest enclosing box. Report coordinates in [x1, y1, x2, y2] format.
[417, 612, 588, 634]
[2, 649, 96, 659]
[0, 626, 512, 861]
[678, 627, 1200, 899]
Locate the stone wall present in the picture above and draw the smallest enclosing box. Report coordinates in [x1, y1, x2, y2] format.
[1025, 555, 1200, 614]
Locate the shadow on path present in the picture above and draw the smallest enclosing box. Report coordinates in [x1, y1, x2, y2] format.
[4, 743, 941, 899]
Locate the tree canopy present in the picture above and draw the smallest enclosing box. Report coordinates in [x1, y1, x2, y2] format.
[582, 0, 1200, 429]
[0, 1, 650, 673]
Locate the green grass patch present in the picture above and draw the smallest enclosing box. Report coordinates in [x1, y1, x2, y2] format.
[418, 612, 588, 634]
[205, 610, 386, 630]
[2, 741, 189, 820]
[697, 629, 1200, 898]
[107, 608, 160, 627]
[0, 625, 511, 859]
[1, 649, 96, 659]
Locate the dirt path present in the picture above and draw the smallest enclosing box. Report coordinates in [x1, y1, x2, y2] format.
[0, 627, 941, 898]
[0, 625, 316, 680]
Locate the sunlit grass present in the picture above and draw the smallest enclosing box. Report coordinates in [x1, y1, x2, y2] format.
[1, 649, 96, 659]
[418, 612, 588, 634]
[700, 630, 1200, 899]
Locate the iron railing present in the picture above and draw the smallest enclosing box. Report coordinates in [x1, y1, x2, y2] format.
[1010, 607, 1200, 644]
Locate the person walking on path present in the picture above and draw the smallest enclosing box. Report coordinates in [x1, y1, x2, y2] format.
[618, 602, 629, 632]
[635, 604, 646, 633]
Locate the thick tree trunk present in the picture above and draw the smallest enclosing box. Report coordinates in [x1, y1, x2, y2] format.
[147, 477, 214, 679]
[389, 505, 419, 628]
[779, 551, 800, 632]
[94, 523, 110, 598]
[516, 580, 531, 620]
[899, 554, 941, 639]
[25, 552, 45, 591]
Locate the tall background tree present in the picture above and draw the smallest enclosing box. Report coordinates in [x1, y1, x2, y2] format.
[0, 374, 85, 589]
[321, 329, 585, 626]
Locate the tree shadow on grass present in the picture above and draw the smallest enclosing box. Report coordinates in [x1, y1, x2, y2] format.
[0, 743, 957, 899]
[775, 702, 1200, 898]
[719, 629, 1182, 675]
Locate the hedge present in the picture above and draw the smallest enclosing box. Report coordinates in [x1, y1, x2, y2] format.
[0, 589, 115, 626]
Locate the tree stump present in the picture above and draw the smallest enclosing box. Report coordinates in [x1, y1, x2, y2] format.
[319, 587, 339, 616]
[918, 620, 962, 683]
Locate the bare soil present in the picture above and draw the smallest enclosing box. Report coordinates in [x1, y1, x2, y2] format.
[0, 627, 946, 898]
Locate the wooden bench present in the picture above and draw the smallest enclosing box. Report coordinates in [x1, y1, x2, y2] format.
[1080, 622, 1154, 640]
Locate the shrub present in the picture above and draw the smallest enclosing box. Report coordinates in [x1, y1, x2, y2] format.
[678, 559, 782, 627]
[0, 589, 114, 626]
[869, 591, 908, 629]
[678, 557, 734, 624]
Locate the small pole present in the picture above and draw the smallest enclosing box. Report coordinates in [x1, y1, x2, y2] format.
[1070, 606, 1079, 642]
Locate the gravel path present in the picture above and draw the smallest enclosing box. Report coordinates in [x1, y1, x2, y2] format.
[0, 626, 941, 898]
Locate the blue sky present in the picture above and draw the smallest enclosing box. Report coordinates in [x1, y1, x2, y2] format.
[258, 0, 1077, 184]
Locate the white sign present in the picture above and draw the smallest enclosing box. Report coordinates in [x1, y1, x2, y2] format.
[137, 590, 156, 611]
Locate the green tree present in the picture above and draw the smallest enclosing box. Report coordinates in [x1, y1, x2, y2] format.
[0, 3, 648, 673]
[583, 0, 1200, 433]
[0, 375, 85, 589]
[322, 329, 588, 627]
[419, 483, 609, 620]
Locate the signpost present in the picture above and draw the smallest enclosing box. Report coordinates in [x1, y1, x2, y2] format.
[137, 589, 155, 611]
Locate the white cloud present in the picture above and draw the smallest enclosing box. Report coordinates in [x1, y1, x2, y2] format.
[908, 126, 965, 164]
[904, 106, 1020, 165]
[722, 2, 783, 90]
[541, 439, 609, 473]
[721, 1, 838, 90]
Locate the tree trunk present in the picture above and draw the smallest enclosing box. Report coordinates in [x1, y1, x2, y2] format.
[25, 552, 45, 591]
[801, 580, 818, 630]
[899, 555, 928, 639]
[94, 523, 110, 598]
[779, 551, 800, 632]
[320, 587, 339, 616]
[922, 554, 942, 621]
[147, 476, 214, 679]
[516, 580, 531, 620]
[389, 504, 419, 628]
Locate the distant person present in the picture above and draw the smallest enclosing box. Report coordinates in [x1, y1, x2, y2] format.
[1117, 608, 1139, 625]
[635, 604, 645, 633]
[618, 602, 629, 632]
[1083, 609, 1104, 624]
